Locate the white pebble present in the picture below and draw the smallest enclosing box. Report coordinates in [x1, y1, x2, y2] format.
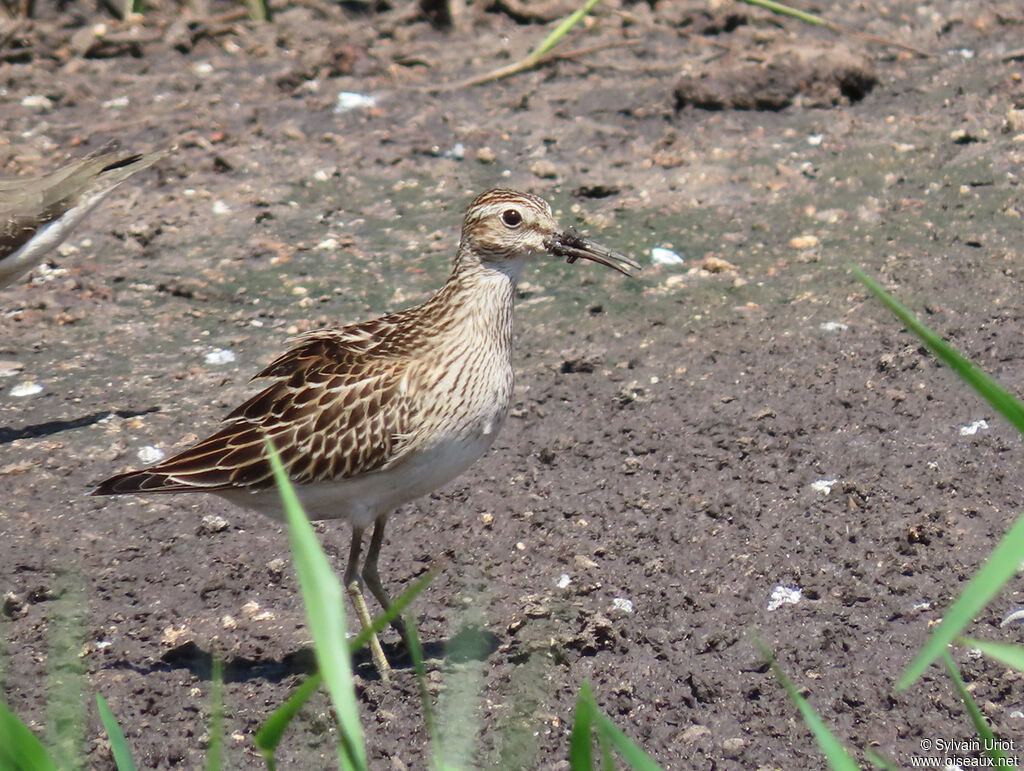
[21, 94, 53, 110]
[818, 321, 848, 332]
[556, 573, 571, 589]
[102, 95, 130, 109]
[651, 247, 684, 265]
[444, 143, 466, 160]
[611, 597, 634, 613]
[9, 381, 43, 397]
[205, 348, 236, 365]
[334, 91, 376, 112]
[192, 61, 214, 75]
[211, 200, 231, 216]
[315, 237, 338, 251]
[810, 478, 837, 495]
[136, 445, 165, 464]
[807, 134, 824, 146]
[767, 585, 802, 611]
[959, 419, 989, 436]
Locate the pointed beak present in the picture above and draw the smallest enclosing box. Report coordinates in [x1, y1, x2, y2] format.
[545, 227, 641, 277]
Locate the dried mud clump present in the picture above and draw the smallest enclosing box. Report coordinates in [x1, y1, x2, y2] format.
[675, 43, 878, 111]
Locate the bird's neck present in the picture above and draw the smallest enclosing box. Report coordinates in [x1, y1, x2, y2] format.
[426, 252, 523, 350]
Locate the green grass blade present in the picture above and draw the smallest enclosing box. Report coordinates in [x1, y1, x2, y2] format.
[942, 652, 1010, 764]
[254, 672, 323, 763]
[266, 439, 367, 771]
[403, 614, 438, 746]
[897, 514, 1024, 690]
[758, 643, 860, 771]
[346, 568, 437, 655]
[865, 748, 899, 771]
[206, 658, 223, 771]
[959, 638, 1024, 672]
[253, 571, 435, 762]
[45, 581, 87, 771]
[531, 0, 603, 60]
[568, 683, 596, 770]
[853, 268, 1024, 435]
[736, 0, 829, 27]
[592, 709, 661, 771]
[96, 694, 137, 771]
[568, 682, 662, 771]
[0, 698, 58, 771]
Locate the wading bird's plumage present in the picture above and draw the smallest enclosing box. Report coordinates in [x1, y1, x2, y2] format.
[0, 149, 166, 289]
[93, 188, 639, 678]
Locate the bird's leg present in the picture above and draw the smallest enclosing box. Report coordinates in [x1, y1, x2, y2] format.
[344, 526, 391, 682]
[362, 515, 410, 643]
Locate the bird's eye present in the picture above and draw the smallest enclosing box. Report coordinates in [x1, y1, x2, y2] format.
[501, 209, 522, 227]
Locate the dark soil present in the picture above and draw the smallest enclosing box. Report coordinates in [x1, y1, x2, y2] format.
[2, 1, 1024, 768]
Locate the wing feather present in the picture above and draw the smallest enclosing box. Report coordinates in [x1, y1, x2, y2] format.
[93, 328, 419, 496]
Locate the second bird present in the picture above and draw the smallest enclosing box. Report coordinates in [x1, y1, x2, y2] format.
[93, 188, 640, 677]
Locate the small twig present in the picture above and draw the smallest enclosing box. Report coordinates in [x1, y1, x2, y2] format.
[423, 38, 639, 92]
[738, 0, 932, 58]
[427, 0, 604, 90]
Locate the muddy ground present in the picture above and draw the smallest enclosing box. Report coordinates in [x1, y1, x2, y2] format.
[1, 1, 1024, 768]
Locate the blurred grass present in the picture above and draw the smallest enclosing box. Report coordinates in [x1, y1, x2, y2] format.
[206, 659, 224, 770]
[854, 267, 1024, 689]
[756, 642, 859, 771]
[266, 438, 367, 770]
[96, 694, 137, 771]
[44, 581, 87, 771]
[943, 652, 1011, 766]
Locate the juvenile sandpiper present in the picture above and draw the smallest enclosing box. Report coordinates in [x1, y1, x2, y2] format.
[93, 189, 639, 678]
[0, 149, 166, 289]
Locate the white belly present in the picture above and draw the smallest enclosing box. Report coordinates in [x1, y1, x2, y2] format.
[216, 419, 502, 529]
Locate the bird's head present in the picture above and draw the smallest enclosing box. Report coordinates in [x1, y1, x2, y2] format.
[459, 189, 640, 276]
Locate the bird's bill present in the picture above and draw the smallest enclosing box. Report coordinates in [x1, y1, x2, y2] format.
[545, 228, 641, 276]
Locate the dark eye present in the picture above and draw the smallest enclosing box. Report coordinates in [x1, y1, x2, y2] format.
[501, 209, 522, 227]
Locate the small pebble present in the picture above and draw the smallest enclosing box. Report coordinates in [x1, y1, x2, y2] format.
[136, 445, 165, 464]
[556, 573, 571, 589]
[334, 91, 376, 112]
[205, 349, 236, 365]
[9, 381, 43, 397]
[819, 321, 848, 332]
[0, 361, 25, 377]
[810, 478, 837, 494]
[611, 597, 634, 613]
[212, 200, 231, 216]
[200, 514, 230, 533]
[680, 725, 711, 743]
[102, 95, 130, 109]
[21, 94, 53, 110]
[530, 160, 558, 179]
[959, 419, 989, 436]
[475, 147, 496, 164]
[789, 234, 819, 249]
[444, 143, 466, 160]
[767, 585, 802, 611]
[722, 737, 745, 758]
[651, 247, 684, 265]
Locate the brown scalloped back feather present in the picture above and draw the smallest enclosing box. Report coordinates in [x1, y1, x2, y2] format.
[92, 323, 421, 497]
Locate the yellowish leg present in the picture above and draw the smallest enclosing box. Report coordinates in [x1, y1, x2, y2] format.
[345, 527, 391, 682]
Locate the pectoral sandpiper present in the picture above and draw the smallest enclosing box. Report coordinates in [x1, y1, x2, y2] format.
[93, 189, 639, 678]
[0, 148, 166, 290]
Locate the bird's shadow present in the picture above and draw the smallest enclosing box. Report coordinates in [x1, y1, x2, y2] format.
[0, 408, 158, 445]
[117, 627, 500, 684]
